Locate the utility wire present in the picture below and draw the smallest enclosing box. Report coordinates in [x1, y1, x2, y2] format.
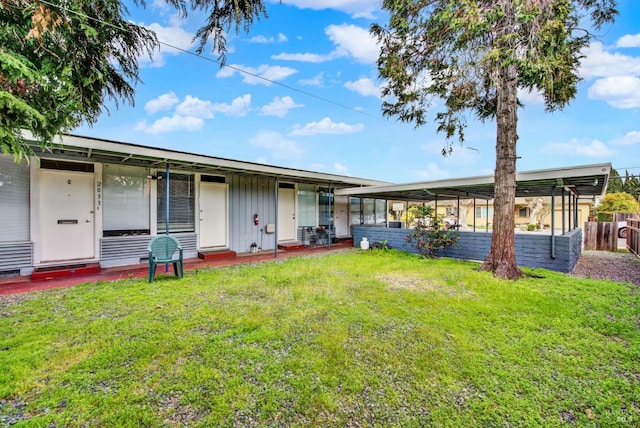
[38, 0, 383, 120]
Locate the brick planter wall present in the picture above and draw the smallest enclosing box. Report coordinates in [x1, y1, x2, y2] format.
[353, 226, 582, 273]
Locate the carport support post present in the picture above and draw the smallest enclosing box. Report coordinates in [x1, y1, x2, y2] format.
[568, 191, 572, 230]
[561, 188, 566, 234]
[165, 164, 170, 236]
[274, 178, 279, 258]
[574, 194, 579, 227]
[473, 198, 476, 232]
[456, 195, 460, 227]
[328, 182, 332, 250]
[551, 186, 556, 259]
[165, 164, 170, 272]
[486, 199, 489, 232]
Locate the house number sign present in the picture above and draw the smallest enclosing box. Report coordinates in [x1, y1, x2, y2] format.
[96, 181, 102, 211]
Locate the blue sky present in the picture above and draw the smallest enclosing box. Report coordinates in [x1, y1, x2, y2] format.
[75, 0, 640, 184]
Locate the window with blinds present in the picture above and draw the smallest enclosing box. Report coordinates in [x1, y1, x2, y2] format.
[103, 165, 150, 236]
[0, 156, 30, 242]
[297, 184, 316, 227]
[157, 172, 195, 233]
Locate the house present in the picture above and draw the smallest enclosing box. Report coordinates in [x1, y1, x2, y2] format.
[0, 133, 611, 277]
[0, 134, 387, 277]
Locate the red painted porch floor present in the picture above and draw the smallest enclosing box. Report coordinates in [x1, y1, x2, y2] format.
[0, 242, 353, 296]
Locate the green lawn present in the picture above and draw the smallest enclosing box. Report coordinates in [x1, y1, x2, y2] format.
[1, 250, 639, 427]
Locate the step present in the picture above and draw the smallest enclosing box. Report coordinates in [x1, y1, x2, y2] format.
[31, 263, 101, 281]
[197, 250, 237, 261]
[277, 241, 307, 251]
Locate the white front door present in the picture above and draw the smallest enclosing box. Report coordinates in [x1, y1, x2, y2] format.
[199, 181, 228, 248]
[278, 187, 296, 241]
[334, 195, 350, 237]
[39, 169, 95, 262]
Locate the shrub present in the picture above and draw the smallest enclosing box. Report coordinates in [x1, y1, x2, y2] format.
[405, 205, 459, 258]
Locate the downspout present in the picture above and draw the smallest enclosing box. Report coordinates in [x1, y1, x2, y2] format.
[551, 186, 556, 259]
[274, 178, 279, 258]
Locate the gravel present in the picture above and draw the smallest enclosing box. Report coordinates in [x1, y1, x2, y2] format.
[571, 250, 640, 285]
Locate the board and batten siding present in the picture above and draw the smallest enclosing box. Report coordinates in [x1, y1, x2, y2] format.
[228, 175, 277, 253]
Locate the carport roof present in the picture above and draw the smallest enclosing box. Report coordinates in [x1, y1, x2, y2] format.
[334, 163, 611, 201]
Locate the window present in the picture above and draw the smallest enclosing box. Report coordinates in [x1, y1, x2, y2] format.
[318, 188, 333, 226]
[475, 206, 494, 219]
[446, 207, 457, 216]
[363, 198, 375, 224]
[103, 165, 150, 236]
[350, 197, 362, 225]
[375, 199, 387, 224]
[298, 184, 316, 227]
[157, 172, 195, 233]
[518, 206, 529, 218]
[0, 156, 29, 242]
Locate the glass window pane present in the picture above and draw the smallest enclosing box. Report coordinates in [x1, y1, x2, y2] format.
[363, 198, 375, 225]
[0, 156, 29, 242]
[350, 197, 361, 225]
[298, 184, 316, 227]
[103, 165, 150, 234]
[375, 199, 386, 224]
[157, 172, 195, 233]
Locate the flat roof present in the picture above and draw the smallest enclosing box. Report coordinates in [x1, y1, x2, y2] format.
[335, 163, 611, 201]
[26, 133, 388, 188]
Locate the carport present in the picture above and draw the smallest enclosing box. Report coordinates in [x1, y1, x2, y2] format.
[336, 163, 611, 272]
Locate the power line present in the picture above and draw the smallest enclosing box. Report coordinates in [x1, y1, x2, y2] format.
[38, 0, 383, 120]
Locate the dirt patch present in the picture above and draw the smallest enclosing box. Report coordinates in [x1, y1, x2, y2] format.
[572, 251, 640, 285]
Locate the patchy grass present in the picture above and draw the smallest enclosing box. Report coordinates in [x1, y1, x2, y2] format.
[1, 249, 639, 427]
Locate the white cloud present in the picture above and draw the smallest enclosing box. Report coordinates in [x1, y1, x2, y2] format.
[290, 117, 364, 136]
[333, 162, 350, 175]
[279, 0, 378, 19]
[344, 77, 381, 98]
[611, 131, 640, 146]
[616, 34, 640, 48]
[260, 96, 303, 117]
[580, 42, 640, 79]
[211, 94, 252, 117]
[517, 88, 544, 105]
[141, 19, 196, 67]
[299, 72, 325, 87]
[145, 92, 180, 114]
[325, 24, 379, 64]
[588, 76, 640, 109]
[541, 138, 616, 158]
[271, 52, 335, 63]
[249, 130, 304, 159]
[413, 163, 450, 181]
[249, 33, 288, 44]
[175, 95, 215, 119]
[216, 64, 298, 85]
[135, 115, 204, 134]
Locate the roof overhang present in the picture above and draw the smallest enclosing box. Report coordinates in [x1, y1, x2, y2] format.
[335, 163, 612, 201]
[26, 133, 389, 188]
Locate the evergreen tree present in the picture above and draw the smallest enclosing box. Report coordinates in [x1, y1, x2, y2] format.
[372, 0, 617, 279]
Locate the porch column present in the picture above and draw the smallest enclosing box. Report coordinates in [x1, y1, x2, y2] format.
[274, 178, 279, 258]
[551, 186, 556, 258]
[561, 188, 566, 234]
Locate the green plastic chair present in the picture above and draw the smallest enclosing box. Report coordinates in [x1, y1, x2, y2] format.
[148, 235, 184, 282]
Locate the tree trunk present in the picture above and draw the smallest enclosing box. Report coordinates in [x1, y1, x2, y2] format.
[479, 61, 523, 280]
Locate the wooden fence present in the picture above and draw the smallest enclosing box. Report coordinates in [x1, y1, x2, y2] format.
[584, 216, 640, 254]
[627, 218, 640, 256]
[583, 221, 617, 251]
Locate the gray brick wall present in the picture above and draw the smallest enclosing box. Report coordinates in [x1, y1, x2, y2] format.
[354, 226, 582, 273]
